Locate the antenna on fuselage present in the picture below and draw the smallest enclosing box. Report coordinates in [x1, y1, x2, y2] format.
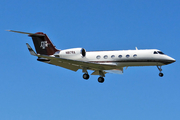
[135, 47, 138, 50]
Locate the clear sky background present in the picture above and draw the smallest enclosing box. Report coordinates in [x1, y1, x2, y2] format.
[0, 0, 180, 120]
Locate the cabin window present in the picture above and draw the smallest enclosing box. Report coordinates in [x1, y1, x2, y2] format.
[111, 55, 115, 59]
[96, 55, 101, 59]
[126, 55, 130, 58]
[118, 55, 122, 58]
[104, 55, 108, 59]
[133, 54, 137, 57]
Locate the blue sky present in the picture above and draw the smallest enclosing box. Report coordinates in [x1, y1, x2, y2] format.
[0, 0, 180, 120]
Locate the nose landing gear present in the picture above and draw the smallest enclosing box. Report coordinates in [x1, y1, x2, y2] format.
[157, 66, 164, 77]
[159, 73, 164, 77]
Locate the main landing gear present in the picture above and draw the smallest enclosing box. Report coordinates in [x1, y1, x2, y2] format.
[82, 73, 105, 83]
[98, 70, 105, 83]
[157, 66, 164, 77]
[83, 73, 89, 80]
[82, 70, 105, 83]
[82, 68, 90, 80]
[98, 77, 104, 83]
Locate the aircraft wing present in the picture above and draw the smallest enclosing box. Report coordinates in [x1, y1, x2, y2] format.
[26, 43, 122, 74]
[37, 54, 117, 71]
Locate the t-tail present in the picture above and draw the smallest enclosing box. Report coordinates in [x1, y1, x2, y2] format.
[7, 30, 59, 55]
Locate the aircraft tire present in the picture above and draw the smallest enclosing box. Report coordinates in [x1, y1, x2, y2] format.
[159, 73, 164, 77]
[83, 73, 89, 80]
[98, 77, 104, 83]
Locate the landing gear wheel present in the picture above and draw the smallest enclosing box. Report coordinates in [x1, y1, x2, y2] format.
[157, 66, 164, 77]
[98, 77, 104, 83]
[83, 73, 89, 80]
[159, 73, 164, 77]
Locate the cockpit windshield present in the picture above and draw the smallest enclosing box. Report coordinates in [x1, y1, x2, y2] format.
[157, 51, 165, 54]
[153, 51, 165, 55]
[154, 51, 158, 54]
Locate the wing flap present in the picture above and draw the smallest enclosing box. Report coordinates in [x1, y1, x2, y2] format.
[104, 69, 123, 74]
[91, 70, 107, 75]
[49, 59, 79, 71]
[91, 68, 123, 75]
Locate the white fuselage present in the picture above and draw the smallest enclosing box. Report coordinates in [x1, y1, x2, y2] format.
[62, 49, 175, 68]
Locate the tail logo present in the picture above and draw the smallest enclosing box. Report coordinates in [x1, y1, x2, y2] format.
[40, 41, 48, 49]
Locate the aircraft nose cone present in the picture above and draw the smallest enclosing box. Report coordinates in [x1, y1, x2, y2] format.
[166, 58, 176, 64]
[171, 59, 176, 63]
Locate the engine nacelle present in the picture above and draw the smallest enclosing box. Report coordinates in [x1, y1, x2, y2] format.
[54, 48, 86, 59]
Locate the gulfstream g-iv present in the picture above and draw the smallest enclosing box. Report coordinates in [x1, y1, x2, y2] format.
[8, 30, 176, 83]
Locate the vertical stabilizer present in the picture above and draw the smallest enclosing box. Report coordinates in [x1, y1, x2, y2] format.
[29, 32, 58, 55]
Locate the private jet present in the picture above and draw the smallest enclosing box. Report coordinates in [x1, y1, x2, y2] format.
[8, 30, 176, 83]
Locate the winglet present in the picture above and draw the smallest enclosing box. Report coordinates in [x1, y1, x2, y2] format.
[26, 43, 37, 56]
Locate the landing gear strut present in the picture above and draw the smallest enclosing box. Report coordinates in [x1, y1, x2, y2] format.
[82, 68, 90, 80]
[157, 66, 164, 77]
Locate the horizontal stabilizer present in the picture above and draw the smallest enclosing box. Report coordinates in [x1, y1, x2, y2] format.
[7, 30, 45, 37]
[26, 43, 37, 56]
